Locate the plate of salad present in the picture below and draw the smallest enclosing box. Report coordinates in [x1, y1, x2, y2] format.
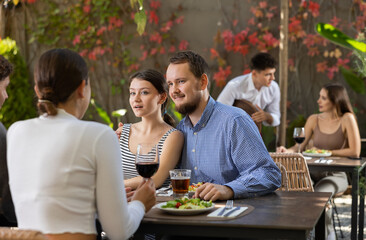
[155, 198, 215, 215]
[302, 149, 332, 157]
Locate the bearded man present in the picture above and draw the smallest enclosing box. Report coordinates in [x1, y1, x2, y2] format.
[166, 50, 281, 201]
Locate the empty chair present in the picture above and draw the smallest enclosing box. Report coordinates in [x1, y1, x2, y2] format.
[269, 152, 314, 192]
[0, 227, 48, 240]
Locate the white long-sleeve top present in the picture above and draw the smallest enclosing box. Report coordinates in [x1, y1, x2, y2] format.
[217, 73, 281, 126]
[7, 109, 145, 240]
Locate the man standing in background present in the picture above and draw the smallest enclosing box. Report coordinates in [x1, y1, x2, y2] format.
[217, 52, 280, 127]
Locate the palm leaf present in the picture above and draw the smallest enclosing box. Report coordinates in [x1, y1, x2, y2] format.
[316, 23, 366, 52]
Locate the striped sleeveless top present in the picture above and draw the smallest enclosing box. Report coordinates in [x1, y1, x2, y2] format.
[119, 124, 178, 187]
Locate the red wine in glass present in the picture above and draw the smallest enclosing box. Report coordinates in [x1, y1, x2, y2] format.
[136, 162, 159, 178]
[135, 144, 159, 180]
[293, 127, 305, 153]
[294, 137, 305, 144]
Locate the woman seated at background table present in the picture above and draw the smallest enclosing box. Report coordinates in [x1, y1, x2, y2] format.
[277, 83, 360, 240]
[277, 83, 360, 193]
[7, 48, 156, 240]
[117, 69, 184, 190]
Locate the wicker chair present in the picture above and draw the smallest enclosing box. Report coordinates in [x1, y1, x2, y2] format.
[233, 99, 262, 132]
[275, 162, 288, 191]
[0, 227, 48, 240]
[269, 152, 314, 192]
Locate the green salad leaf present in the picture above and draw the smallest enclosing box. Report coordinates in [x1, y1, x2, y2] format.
[161, 197, 212, 209]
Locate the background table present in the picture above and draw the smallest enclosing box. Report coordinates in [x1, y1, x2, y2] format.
[135, 191, 331, 240]
[307, 157, 366, 240]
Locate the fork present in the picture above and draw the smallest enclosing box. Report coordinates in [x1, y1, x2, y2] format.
[217, 199, 233, 216]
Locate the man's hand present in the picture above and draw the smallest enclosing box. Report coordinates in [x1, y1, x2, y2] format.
[194, 183, 234, 201]
[115, 122, 123, 139]
[125, 187, 134, 202]
[251, 105, 273, 125]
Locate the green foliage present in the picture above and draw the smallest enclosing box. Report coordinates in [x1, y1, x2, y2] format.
[261, 126, 276, 152]
[134, 10, 147, 36]
[286, 115, 307, 148]
[353, 32, 366, 78]
[359, 175, 365, 197]
[112, 108, 127, 123]
[0, 38, 37, 128]
[90, 98, 113, 128]
[168, 101, 182, 123]
[340, 67, 365, 94]
[315, 23, 366, 52]
[131, 0, 147, 35]
[316, 23, 366, 95]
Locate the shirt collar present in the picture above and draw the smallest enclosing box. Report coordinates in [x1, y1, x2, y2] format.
[183, 96, 215, 131]
[248, 73, 257, 92]
[40, 108, 78, 120]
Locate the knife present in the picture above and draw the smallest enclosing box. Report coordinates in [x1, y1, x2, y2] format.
[223, 206, 240, 217]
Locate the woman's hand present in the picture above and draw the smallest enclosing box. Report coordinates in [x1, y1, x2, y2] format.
[115, 122, 123, 139]
[132, 179, 156, 212]
[276, 146, 288, 153]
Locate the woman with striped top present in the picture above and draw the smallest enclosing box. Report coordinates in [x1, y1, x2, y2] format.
[118, 69, 184, 190]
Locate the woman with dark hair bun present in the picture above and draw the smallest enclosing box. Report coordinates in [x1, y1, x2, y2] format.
[116, 69, 184, 190]
[7, 49, 156, 240]
[277, 82, 360, 239]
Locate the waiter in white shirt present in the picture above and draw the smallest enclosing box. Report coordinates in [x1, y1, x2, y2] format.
[217, 52, 280, 127]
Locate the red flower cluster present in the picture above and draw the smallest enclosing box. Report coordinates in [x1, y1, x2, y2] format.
[213, 66, 232, 88]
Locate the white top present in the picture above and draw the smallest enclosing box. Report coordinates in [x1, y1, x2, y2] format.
[7, 109, 145, 239]
[216, 73, 281, 126]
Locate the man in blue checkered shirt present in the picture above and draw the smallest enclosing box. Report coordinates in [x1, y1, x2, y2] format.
[166, 51, 281, 201]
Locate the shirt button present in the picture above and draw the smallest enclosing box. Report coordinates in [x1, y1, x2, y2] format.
[194, 166, 197, 170]
[194, 132, 197, 135]
[192, 149, 195, 152]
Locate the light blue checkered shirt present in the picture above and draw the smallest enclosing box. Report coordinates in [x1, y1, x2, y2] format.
[177, 97, 281, 198]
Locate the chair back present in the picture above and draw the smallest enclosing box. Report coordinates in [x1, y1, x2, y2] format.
[0, 227, 48, 240]
[275, 162, 288, 191]
[269, 152, 314, 192]
[233, 99, 262, 132]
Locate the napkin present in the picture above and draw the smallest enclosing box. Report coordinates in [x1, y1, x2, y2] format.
[156, 187, 173, 196]
[207, 206, 248, 218]
[314, 159, 333, 164]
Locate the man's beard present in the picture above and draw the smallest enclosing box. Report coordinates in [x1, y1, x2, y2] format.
[175, 94, 201, 115]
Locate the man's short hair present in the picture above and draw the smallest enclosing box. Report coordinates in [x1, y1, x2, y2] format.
[0, 55, 13, 81]
[169, 50, 210, 84]
[250, 52, 276, 71]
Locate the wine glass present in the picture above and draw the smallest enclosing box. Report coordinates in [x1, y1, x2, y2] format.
[135, 143, 159, 180]
[293, 127, 305, 153]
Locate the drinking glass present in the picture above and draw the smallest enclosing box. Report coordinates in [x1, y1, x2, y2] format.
[293, 127, 305, 153]
[135, 144, 159, 180]
[169, 169, 191, 199]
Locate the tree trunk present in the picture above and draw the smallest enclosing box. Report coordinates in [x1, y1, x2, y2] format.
[278, 0, 289, 147]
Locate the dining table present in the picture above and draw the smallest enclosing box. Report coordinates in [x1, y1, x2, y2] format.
[134, 191, 331, 240]
[306, 156, 366, 240]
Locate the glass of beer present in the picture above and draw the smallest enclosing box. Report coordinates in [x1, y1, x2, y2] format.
[169, 169, 191, 199]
